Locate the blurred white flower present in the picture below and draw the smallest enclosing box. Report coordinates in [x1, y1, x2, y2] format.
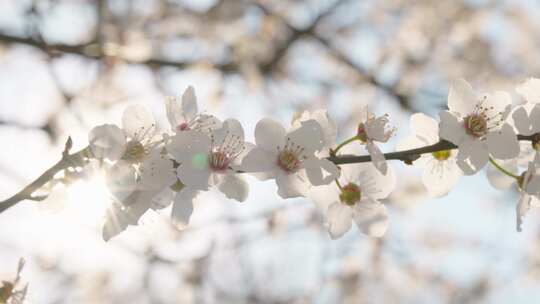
[167, 118, 249, 202]
[310, 162, 396, 239]
[355, 108, 395, 175]
[516, 77, 540, 104]
[397, 113, 462, 197]
[165, 86, 221, 133]
[439, 79, 519, 175]
[241, 118, 339, 199]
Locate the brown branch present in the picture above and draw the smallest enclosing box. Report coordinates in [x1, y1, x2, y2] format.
[0, 139, 90, 214]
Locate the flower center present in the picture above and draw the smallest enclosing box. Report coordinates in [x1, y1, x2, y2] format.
[277, 138, 305, 173]
[208, 132, 244, 172]
[357, 123, 368, 142]
[464, 114, 488, 137]
[208, 151, 231, 171]
[463, 100, 503, 139]
[122, 140, 147, 163]
[432, 150, 451, 161]
[176, 122, 190, 132]
[339, 183, 362, 206]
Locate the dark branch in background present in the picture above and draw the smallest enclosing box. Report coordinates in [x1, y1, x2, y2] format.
[0, 135, 536, 215]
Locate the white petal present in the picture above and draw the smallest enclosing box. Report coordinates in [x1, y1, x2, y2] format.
[241, 147, 279, 173]
[287, 119, 325, 153]
[486, 159, 518, 190]
[448, 79, 477, 115]
[182, 86, 198, 121]
[177, 164, 211, 191]
[195, 114, 222, 132]
[88, 124, 127, 161]
[275, 172, 310, 198]
[512, 106, 532, 135]
[365, 115, 394, 143]
[325, 202, 353, 239]
[105, 161, 137, 201]
[218, 174, 249, 202]
[255, 118, 286, 151]
[486, 124, 520, 159]
[291, 109, 337, 150]
[307, 183, 340, 214]
[486, 91, 512, 120]
[171, 188, 198, 227]
[304, 157, 340, 186]
[422, 161, 461, 197]
[410, 113, 439, 144]
[531, 104, 540, 133]
[517, 193, 532, 232]
[516, 78, 540, 104]
[353, 199, 389, 237]
[353, 163, 396, 200]
[165, 96, 184, 131]
[366, 142, 388, 175]
[439, 111, 467, 145]
[102, 190, 155, 241]
[212, 118, 245, 155]
[122, 104, 156, 139]
[139, 150, 176, 191]
[456, 138, 489, 175]
[167, 131, 211, 163]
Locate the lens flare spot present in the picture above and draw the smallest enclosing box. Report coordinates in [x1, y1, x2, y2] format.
[192, 153, 208, 170]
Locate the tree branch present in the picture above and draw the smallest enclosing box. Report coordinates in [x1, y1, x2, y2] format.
[0, 139, 90, 214]
[1, 134, 536, 215]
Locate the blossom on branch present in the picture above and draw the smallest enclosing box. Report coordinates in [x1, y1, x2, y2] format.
[241, 118, 339, 198]
[439, 79, 520, 175]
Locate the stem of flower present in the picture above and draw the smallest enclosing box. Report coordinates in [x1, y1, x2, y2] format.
[488, 157, 519, 180]
[332, 135, 358, 155]
[335, 179, 343, 191]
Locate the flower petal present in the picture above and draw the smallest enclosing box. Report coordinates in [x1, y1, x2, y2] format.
[486, 124, 520, 160]
[218, 174, 249, 202]
[410, 113, 439, 144]
[517, 193, 532, 232]
[456, 137, 489, 175]
[287, 119, 324, 153]
[241, 147, 279, 174]
[275, 171, 310, 198]
[487, 91, 512, 120]
[448, 79, 477, 116]
[350, 162, 395, 200]
[531, 104, 540, 133]
[139, 150, 176, 191]
[105, 161, 137, 201]
[88, 124, 127, 161]
[177, 164, 211, 191]
[167, 131, 211, 163]
[516, 78, 540, 104]
[255, 118, 286, 151]
[304, 157, 340, 186]
[353, 199, 389, 237]
[366, 142, 387, 175]
[512, 106, 532, 135]
[325, 202, 353, 239]
[422, 160, 461, 197]
[439, 111, 467, 145]
[171, 188, 198, 227]
[182, 86, 198, 121]
[122, 104, 156, 139]
[165, 96, 184, 131]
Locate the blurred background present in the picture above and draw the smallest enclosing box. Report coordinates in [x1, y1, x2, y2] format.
[1, 0, 540, 303]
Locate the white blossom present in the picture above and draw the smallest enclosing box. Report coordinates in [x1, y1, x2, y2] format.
[310, 160, 396, 239]
[241, 118, 340, 199]
[439, 79, 519, 175]
[166, 119, 249, 202]
[291, 109, 337, 156]
[516, 153, 540, 232]
[165, 86, 221, 133]
[355, 108, 395, 175]
[397, 113, 462, 197]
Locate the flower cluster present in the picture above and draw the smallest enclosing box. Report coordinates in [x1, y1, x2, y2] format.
[84, 78, 540, 241]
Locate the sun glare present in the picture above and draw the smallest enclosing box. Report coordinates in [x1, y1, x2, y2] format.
[64, 173, 111, 227]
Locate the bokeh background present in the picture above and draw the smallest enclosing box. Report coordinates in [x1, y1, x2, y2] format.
[1, 0, 540, 303]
